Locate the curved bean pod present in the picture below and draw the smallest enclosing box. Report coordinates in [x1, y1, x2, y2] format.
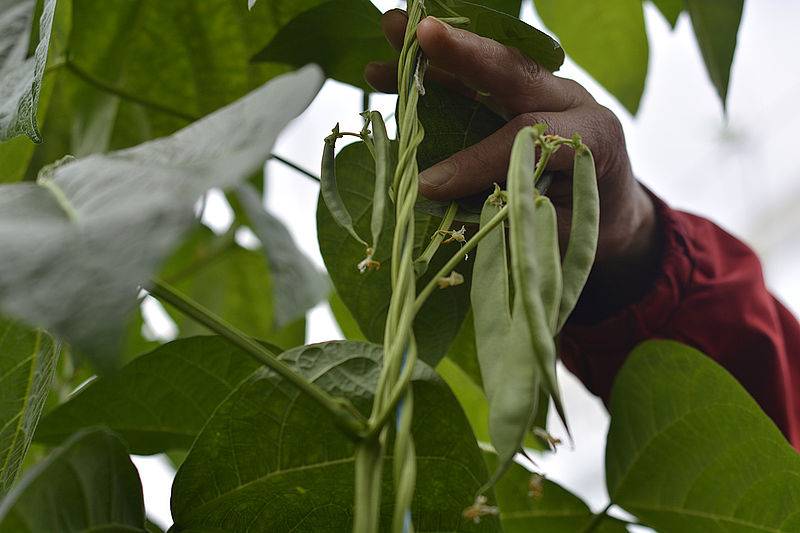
[321, 124, 367, 247]
[506, 126, 567, 431]
[555, 143, 599, 333]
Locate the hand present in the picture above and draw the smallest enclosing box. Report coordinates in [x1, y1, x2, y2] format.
[365, 10, 662, 322]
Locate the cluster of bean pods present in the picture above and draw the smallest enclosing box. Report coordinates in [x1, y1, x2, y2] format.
[471, 125, 599, 496]
[319, 1, 599, 530]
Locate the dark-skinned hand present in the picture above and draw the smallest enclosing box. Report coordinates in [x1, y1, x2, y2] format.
[364, 10, 662, 322]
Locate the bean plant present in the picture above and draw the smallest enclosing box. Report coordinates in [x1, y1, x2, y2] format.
[0, 1, 798, 532]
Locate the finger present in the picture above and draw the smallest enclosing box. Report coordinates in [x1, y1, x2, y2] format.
[365, 60, 477, 99]
[416, 17, 591, 114]
[418, 106, 618, 201]
[382, 9, 408, 52]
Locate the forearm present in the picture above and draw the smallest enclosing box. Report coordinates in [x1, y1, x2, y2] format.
[561, 193, 800, 449]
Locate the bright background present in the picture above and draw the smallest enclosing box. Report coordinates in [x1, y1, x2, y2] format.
[137, 1, 800, 529]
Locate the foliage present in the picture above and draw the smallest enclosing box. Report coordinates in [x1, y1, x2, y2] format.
[0, 2, 787, 533]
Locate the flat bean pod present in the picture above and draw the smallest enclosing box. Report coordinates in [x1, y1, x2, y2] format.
[555, 143, 599, 333]
[368, 111, 391, 256]
[506, 126, 567, 430]
[471, 194, 539, 489]
[321, 124, 367, 247]
[533, 195, 562, 333]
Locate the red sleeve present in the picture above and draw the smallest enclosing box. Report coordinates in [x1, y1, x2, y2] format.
[560, 195, 800, 450]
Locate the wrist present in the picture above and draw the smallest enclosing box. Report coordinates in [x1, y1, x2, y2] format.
[570, 180, 662, 325]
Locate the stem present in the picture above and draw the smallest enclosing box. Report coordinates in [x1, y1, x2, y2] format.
[413, 201, 458, 277]
[413, 204, 509, 315]
[270, 154, 320, 182]
[148, 279, 367, 439]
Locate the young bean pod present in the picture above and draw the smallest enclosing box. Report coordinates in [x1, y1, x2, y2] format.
[321, 124, 368, 248]
[555, 142, 599, 333]
[533, 195, 563, 333]
[506, 126, 568, 431]
[368, 111, 391, 256]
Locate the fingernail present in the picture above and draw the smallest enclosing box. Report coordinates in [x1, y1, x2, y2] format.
[419, 161, 455, 188]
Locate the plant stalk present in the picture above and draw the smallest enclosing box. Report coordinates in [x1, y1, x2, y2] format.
[413, 204, 509, 315]
[148, 279, 367, 440]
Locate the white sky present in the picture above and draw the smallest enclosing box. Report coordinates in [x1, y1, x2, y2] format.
[137, 1, 800, 529]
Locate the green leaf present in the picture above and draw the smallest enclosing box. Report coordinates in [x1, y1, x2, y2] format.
[0, 66, 323, 373]
[685, 0, 743, 109]
[237, 185, 330, 329]
[652, 0, 682, 27]
[35, 336, 261, 455]
[0, 318, 60, 496]
[606, 340, 800, 531]
[252, 0, 394, 91]
[317, 141, 473, 367]
[416, 82, 506, 224]
[171, 340, 499, 532]
[484, 451, 628, 532]
[437, 356, 491, 443]
[0, 0, 54, 143]
[0, 429, 145, 532]
[26, 0, 325, 177]
[472, 0, 522, 17]
[159, 225, 305, 350]
[430, 1, 564, 71]
[329, 290, 367, 341]
[534, 0, 648, 114]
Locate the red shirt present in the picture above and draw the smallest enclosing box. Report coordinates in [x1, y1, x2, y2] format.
[561, 196, 800, 450]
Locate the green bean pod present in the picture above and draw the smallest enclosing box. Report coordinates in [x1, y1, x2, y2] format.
[472, 194, 540, 490]
[534, 195, 563, 333]
[506, 126, 567, 431]
[321, 124, 367, 247]
[555, 143, 599, 333]
[368, 111, 391, 256]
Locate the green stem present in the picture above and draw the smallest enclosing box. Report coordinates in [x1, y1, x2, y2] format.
[148, 279, 367, 440]
[413, 201, 458, 277]
[413, 204, 509, 315]
[270, 154, 320, 182]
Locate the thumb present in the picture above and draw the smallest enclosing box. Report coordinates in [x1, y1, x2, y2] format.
[418, 111, 576, 201]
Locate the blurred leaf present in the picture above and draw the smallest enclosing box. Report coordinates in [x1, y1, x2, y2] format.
[0, 0, 54, 143]
[35, 336, 262, 455]
[484, 451, 628, 532]
[652, 0, 682, 27]
[606, 340, 800, 531]
[686, 0, 743, 109]
[317, 141, 473, 367]
[171, 340, 499, 532]
[0, 318, 60, 496]
[27, 0, 325, 176]
[145, 519, 165, 533]
[0, 429, 145, 532]
[253, 0, 394, 91]
[0, 66, 323, 373]
[534, 0, 648, 114]
[437, 357, 491, 443]
[237, 185, 330, 329]
[160, 225, 305, 350]
[329, 290, 367, 341]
